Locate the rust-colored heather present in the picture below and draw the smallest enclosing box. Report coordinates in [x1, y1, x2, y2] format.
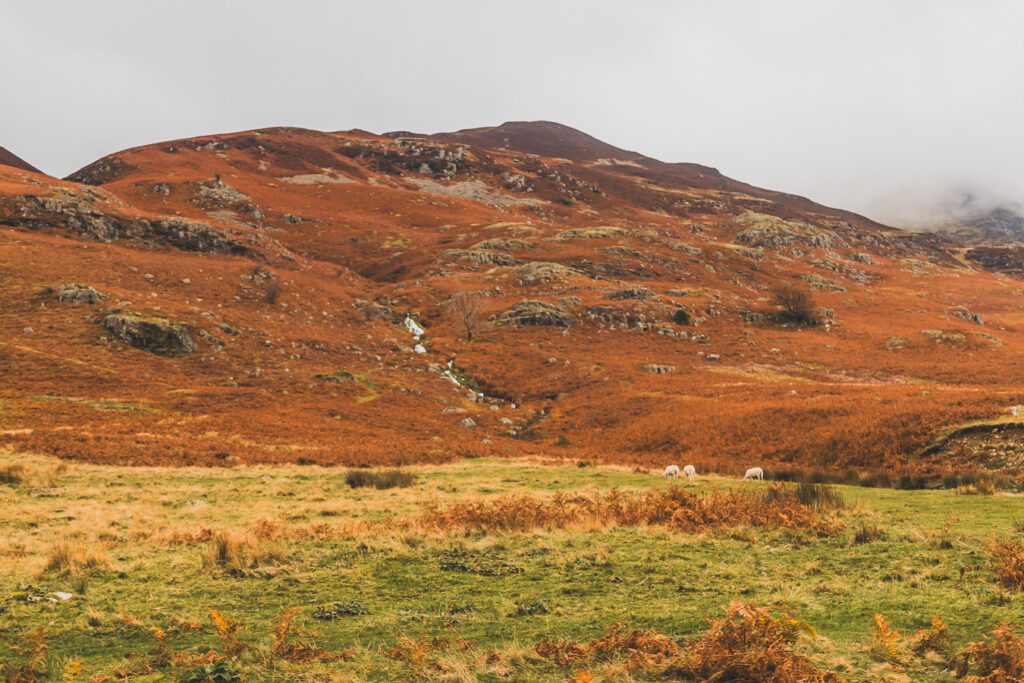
[420, 485, 843, 535]
[868, 613, 903, 663]
[537, 623, 682, 672]
[910, 617, 951, 656]
[956, 624, 1024, 681]
[988, 539, 1024, 591]
[676, 602, 842, 682]
[534, 603, 842, 682]
[270, 608, 354, 664]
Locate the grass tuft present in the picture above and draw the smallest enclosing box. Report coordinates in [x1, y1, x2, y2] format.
[201, 531, 287, 577]
[42, 542, 108, 575]
[344, 469, 417, 489]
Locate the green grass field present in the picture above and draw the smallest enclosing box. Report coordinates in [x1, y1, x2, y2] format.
[1, 450, 1023, 681]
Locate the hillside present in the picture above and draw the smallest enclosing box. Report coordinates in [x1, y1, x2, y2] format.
[0, 145, 41, 174]
[1, 122, 1022, 475]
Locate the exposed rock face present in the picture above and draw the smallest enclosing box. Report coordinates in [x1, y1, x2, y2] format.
[952, 307, 984, 325]
[643, 364, 676, 374]
[102, 313, 196, 356]
[473, 237, 534, 252]
[799, 273, 846, 291]
[407, 178, 542, 209]
[965, 245, 1024, 275]
[732, 212, 847, 250]
[1, 189, 251, 256]
[555, 226, 628, 240]
[497, 300, 575, 327]
[607, 287, 654, 300]
[512, 261, 582, 286]
[921, 329, 967, 345]
[446, 249, 516, 267]
[58, 283, 105, 304]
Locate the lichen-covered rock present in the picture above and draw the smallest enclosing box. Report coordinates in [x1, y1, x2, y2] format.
[921, 329, 966, 345]
[952, 307, 984, 325]
[3, 190, 251, 256]
[643, 364, 676, 374]
[497, 300, 575, 327]
[58, 283, 104, 304]
[732, 212, 847, 250]
[472, 237, 534, 252]
[799, 273, 846, 291]
[606, 287, 654, 300]
[446, 249, 516, 267]
[102, 313, 196, 356]
[555, 226, 628, 240]
[512, 261, 583, 286]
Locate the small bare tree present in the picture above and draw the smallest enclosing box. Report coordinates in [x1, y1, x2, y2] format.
[772, 285, 818, 326]
[448, 291, 484, 342]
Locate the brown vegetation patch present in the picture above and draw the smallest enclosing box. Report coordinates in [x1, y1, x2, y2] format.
[988, 538, 1024, 590]
[956, 623, 1024, 681]
[534, 602, 843, 681]
[419, 485, 844, 535]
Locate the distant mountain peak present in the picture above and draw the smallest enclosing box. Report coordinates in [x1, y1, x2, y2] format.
[431, 120, 647, 163]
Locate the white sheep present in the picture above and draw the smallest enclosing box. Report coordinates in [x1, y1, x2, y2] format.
[743, 467, 764, 480]
[683, 465, 696, 480]
[663, 465, 680, 478]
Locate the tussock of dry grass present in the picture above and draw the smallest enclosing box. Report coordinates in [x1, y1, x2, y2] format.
[0, 461, 63, 488]
[419, 485, 844, 535]
[0, 463, 27, 485]
[344, 469, 417, 489]
[201, 531, 288, 576]
[42, 542, 108, 575]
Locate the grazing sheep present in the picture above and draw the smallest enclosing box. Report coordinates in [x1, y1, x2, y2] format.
[663, 465, 680, 478]
[683, 465, 696, 480]
[743, 467, 764, 481]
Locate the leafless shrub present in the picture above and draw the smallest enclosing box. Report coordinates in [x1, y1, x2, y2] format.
[447, 291, 485, 342]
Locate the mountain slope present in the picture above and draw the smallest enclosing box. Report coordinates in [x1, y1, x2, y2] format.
[0, 122, 1020, 475]
[0, 145, 41, 173]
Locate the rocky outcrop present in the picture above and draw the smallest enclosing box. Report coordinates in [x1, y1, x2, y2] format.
[732, 212, 847, 250]
[58, 283, 105, 304]
[497, 300, 575, 327]
[952, 307, 984, 325]
[643, 364, 676, 374]
[606, 287, 654, 300]
[799, 273, 846, 291]
[512, 261, 583, 286]
[102, 313, 196, 356]
[555, 226, 628, 240]
[446, 249, 516, 267]
[473, 237, 534, 252]
[1, 189, 251, 256]
[921, 329, 967, 345]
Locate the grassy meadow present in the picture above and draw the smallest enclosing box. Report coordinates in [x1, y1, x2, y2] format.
[2, 450, 1024, 681]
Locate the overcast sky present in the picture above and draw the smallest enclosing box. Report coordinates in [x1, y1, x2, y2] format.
[4, 1, 1022, 225]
